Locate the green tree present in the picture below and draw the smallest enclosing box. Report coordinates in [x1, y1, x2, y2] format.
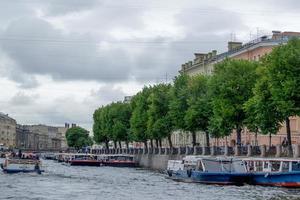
[130, 87, 151, 148]
[210, 59, 258, 146]
[169, 74, 192, 145]
[264, 38, 300, 156]
[185, 75, 212, 147]
[147, 83, 173, 148]
[244, 66, 283, 147]
[109, 102, 132, 148]
[93, 106, 110, 149]
[66, 126, 93, 150]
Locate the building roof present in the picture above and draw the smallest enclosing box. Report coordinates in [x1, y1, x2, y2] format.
[180, 30, 300, 74]
[0, 112, 16, 122]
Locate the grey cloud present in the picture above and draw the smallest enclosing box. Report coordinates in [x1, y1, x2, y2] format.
[89, 85, 126, 105]
[41, 0, 99, 16]
[10, 92, 39, 106]
[0, 17, 132, 84]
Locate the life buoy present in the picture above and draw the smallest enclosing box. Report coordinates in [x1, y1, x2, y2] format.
[187, 169, 192, 177]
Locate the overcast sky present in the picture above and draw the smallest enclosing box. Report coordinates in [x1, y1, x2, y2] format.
[0, 0, 299, 131]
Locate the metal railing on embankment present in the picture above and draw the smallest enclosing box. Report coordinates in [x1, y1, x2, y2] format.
[91, 144, 300, 158]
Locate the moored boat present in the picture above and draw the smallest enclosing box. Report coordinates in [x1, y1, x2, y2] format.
[244, 158, 300, 187]
[69, 154, 101, 166]
[101, 155, 138, 168]
[167, 156, 250, 186]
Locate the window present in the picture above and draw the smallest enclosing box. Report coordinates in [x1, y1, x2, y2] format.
[255, 161, 263, 171]
[281, 161, 289, 172]
[270, 161, 280, 172]
[197, 161, 204, 171]
[292, 162, 300, 171]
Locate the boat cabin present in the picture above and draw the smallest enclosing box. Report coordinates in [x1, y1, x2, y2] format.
[167, 156, 247, 173]
[244, 158, 300, 173]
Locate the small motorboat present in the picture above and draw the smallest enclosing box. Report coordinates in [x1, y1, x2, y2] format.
[1, 158, 43, 174]
[244, 158, 300, 187]
[167, 156, 250, 186]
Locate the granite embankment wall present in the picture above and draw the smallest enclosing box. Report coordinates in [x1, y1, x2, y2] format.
[135, 154, 183, 171]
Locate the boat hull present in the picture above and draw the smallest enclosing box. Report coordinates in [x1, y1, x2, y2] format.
[250, 172, 300, 187]
[102, 161, 138, 168]
[169, 170, 250, 186]
[69, 160, 101, 166]
[3, 168, 43, 174]
[1, 162, 43, 174]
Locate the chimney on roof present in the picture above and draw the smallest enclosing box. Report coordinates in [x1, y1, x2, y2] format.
[212, 50, 217, 57]
[228, 41, 242, 51]
[65, 123, 70, 128]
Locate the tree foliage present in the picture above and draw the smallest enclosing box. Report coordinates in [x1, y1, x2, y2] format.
[147, 84, 173, 147]
[130, 87, 151, 147]
[209, 59, 258, 145]
[263, 38, 300, 155]
[185, 75, 212, 147]
[66, 126, 93, 149]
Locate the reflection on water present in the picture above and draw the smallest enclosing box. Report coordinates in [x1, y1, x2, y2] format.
[0, 158, 300, 200]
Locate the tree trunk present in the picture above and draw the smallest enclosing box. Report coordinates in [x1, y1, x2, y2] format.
[114, 141, 117, 149]
[143, 140, 148, 149]
[159, 139, 162, 148]
[205, 131, 210, 147]
[255, 132, 258, 146]
[236, 126, 242, 146]
[118, 141, 122, 149]
[150, 139, 154, 149]
[286, 117, 293, 157]
[125, 141, 129, 149]
[155, 139, 159, 148]
[105, 141, 109, 149]
[167, 135, 173, 148]
[269, 133, 272, 148]
[192, 131, 197, 147]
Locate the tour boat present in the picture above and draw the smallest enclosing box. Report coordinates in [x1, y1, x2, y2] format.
[167, 156, 250, 185]
[1, 158, 43, 174]
[101, 155, 138, 168]
[244, 158, 300, 187]
[69, 154, 102, 166]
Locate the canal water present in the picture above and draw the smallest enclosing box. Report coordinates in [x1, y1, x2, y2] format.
[1, 159, 300, 200]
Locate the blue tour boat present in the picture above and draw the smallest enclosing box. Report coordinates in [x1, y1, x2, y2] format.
[167, 156, 250, 186]
[244, 158, 300, 187]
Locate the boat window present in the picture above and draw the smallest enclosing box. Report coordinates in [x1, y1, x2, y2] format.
[292, 162, 300, 171]
[247, 161, 254, 172]
[255, 161, 263, 171]
[281, 161, 289, 172]
[270, 161, 280, 172]
[196, 161, 204, 171]
[263, 161, 269, 170]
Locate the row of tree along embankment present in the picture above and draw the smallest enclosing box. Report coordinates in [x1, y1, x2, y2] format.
[92, 38, 300, 159]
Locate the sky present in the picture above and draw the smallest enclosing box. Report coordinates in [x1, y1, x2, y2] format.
[0, 0, 299, 132]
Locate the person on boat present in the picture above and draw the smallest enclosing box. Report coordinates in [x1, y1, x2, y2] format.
[18, 149, 22, 158]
